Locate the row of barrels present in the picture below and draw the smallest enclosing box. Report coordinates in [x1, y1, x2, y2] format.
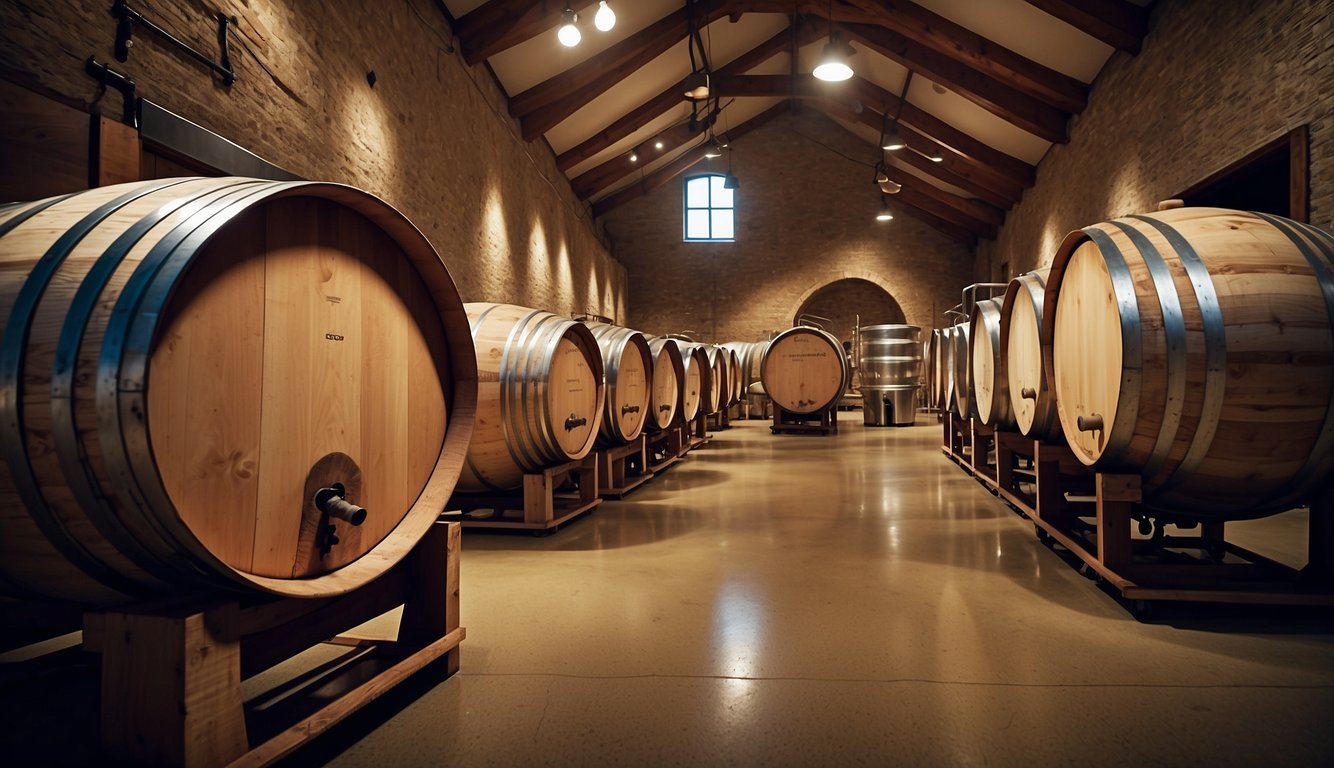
[0, 177, 775, 605]
[928, 207, 1334, 520]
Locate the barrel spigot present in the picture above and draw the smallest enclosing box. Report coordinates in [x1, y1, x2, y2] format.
[565, 413, 588, 431]
[1077, 413, 1104, 432]
[314, 482, 366, 558]
[1021, 387, 1037, 400]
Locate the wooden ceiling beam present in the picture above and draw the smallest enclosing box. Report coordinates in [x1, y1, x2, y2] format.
[572, 119, 702, 199]
[555, 18, 823, 172]
[897, 205, 979, 247]
[841, 22, 1069, 143]
[842, 0, 1087, 112]
[709, 75, 1027, 205]
[591, 101, 788, 218]
[454, 1, 598, 66]
[1022, 0, 1149, 54]
[878, 165, 1002, 238]
[808, 97, 1018, 209]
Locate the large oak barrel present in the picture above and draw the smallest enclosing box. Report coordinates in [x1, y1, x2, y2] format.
[460, 303, 604, 492]
[645, 337, 685, 431]
[969, 298, 1013, 428]
[683, 343, 725, 415]
[1000, 270, 1060, 439]
[0, 178, 476, 605]
[858, 324, 922, 426]
[726, 346, 742, 406]
[582, 321, 653, 445]
[951, 322, 975, 418]
[761, 326, 848, 415]
[678, 343, 708, 422]
[1044, 208, 1334, 518]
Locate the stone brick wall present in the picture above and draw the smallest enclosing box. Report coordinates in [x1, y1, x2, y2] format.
[978, 0, 1334, 278]
[0, 0, 626, 320]
[795, 277, 908, 348]
[602, 108, 974, 343]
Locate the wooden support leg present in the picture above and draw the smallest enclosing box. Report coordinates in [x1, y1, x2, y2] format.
[996, 434, 1015, 492]
[400, 522, 462, 677]
[524, 471, 555, 526]
[1097, 474, 1142, 571]
[1309, 484, 1334, 587]
[99, 601, 248, 767]
[1034, 442, 1063, 524]
[577, 457, 599, 507]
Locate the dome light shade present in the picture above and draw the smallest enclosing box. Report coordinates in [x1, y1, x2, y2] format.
[876, 198, 894, 221]
[882, 126, 906, 151]
[813, 37, 854, 82]
[723, 173, 739, 190]
[558, 7, 580, 47]
[595, 2, 616, 32]
[683, 71, 710, 101]
[703, 138, 723, 159]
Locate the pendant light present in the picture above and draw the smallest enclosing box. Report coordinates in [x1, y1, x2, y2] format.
[557, 3, 580, 47]
[594, 2, 616, 32]
[875, 197, 894, 222]
[723, 135, 739, 189]
[703, 135, 724, 159]
[882, 125, 906, 151]
[813, 0, 853, 82]
[683, 0, 712, 101]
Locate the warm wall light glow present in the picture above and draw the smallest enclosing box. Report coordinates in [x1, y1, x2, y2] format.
[558, 6, 580, 47]
[594, 1, 615, 32]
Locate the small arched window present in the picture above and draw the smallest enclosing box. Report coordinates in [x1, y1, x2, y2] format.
[683, 173, 735, 242]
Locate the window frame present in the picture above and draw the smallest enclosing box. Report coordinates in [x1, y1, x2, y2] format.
[682, 173, 735, 242]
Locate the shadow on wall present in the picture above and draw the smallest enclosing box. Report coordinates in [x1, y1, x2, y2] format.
[794, 277, 906, 344]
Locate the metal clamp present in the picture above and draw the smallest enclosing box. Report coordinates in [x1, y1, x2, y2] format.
[565, 414, 588, 431]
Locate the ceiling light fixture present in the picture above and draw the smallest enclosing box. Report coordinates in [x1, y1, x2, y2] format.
[703, 135, 724, 159]
[683, 0, 712, 101]
[876, 197, 894, 222]
[879, 179, 903, 195]
[683, 71, 710, 101]
[882, 125, 906, 151]
[594, 2, 616, 32]
[928, 148, 944, 163]
[813, 0, 854, 82]
[724, 135, 739, 189]
[557, 3, 580, 47]
[874, 163, 889, 185]
[654, 140, 664, 150]
[629, 146, 640, 163]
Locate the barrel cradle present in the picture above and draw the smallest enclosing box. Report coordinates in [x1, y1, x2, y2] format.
[0, 178, 476, 604]
[459, 303, 605, 492]
[1000, 270, 1060, 440]
[1043, 208, 1334, 518]
[761, 326, 848, 415]
[582, 321, 653, 446]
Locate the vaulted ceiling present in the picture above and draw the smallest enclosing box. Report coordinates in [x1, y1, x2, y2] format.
[437, 0, 1152, 245]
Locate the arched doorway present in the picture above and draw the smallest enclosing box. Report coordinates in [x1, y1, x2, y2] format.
[794, 278, 905, 346]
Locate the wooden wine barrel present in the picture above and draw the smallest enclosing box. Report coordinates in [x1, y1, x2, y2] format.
[999, 270, 1060, 439]
[761, 326, 848, 415]
[645, 337, 685, 430]
[703, 345, 729, 414]
[460, 303, 605, 492]
[582, 321, 653, 446]
[678, 343, 708, 422]
[924, 330, 940, 410]
[951, 321, 976, 419]
[940, 325, 958, 416]
[1044, 208, 1334, 517]
[969, 297, 1013, 428]
[727, 347, 742, 405]
[0, 177, 476, 605]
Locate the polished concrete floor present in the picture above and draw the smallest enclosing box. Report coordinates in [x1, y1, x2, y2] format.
[316, 413, 1333, 767]
[1, 414, 1331, 766]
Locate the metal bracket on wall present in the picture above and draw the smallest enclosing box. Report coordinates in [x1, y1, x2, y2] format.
[85, 57, 139, 128]
[112, 0, 237, 87]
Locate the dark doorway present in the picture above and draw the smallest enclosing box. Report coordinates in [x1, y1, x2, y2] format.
[1176, 126, 1308, 221]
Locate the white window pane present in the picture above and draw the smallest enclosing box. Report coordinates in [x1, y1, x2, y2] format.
[686, 209, 711, 239]
[711, 180, 733, 209]
[686, 177, 710, 208]
[711, 210, 734, 239]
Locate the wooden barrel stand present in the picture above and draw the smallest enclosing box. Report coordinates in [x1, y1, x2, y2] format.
[596, 436, 654, 499]
[78, 521, 463, 767]
[771, 406, 838, 435]
[645, 425, 690, 473]
[446, 457, 601, 533]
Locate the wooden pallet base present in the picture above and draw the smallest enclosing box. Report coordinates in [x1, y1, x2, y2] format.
[445, 456, 601, 532]
[644, 425, 689, 473]
[951, 424, 1334, 614]
[596, 436, 654, 499]
[771, 406, 837, 435]
[78, 521, 463, 767]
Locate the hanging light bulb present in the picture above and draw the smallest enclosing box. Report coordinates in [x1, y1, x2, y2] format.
[654, 140, 664, 150]
[929, 148, 944, 163]
[594, 2, 616, 32]
[882, 125, 906, 151]
[557, 4, 581, 47]
[813, 34, 854, 82]
[876, 198, 894, 222]
[629, 146, 640, 163]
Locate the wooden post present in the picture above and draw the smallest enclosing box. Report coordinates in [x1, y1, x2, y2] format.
[1096, 473, 1141, 570]
[99, 601, 248, 766]
[1033, 441, 1063, 524]
[400, 522, 462, 677]
[523, 471, 556, 526]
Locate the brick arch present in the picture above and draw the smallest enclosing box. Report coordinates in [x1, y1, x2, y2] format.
[791, 276, 906, 346]
[790, 270, 901, 323]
